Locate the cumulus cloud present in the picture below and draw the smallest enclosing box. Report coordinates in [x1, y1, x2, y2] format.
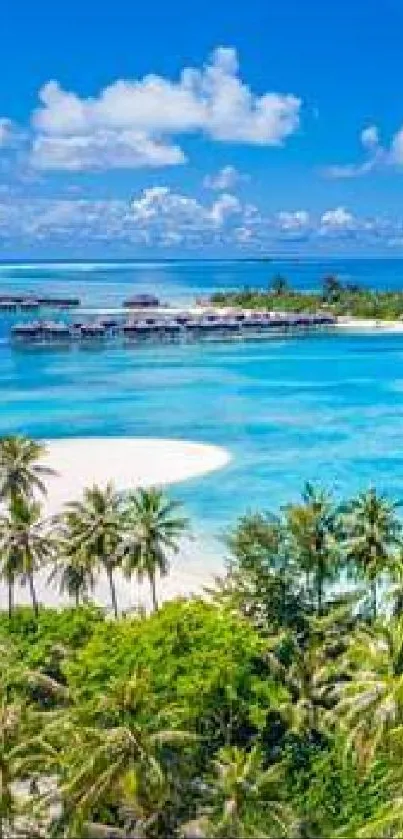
[323, 125, 384, 179]
[361, 125, 379, 149]
[0, 191, 401, 253]
[390, 128, 403, 165]
[0, 118, 16, 147]
[30, 131, 185, 171]
[320, 207, 354, 229]
[130, 186, 244, 246]
[210, 193, 242, 225]
[0, 198, 134, 243]
[277, 210, 310, 231]
[28, 47, 301, 171]
[203, 165, 246, 191]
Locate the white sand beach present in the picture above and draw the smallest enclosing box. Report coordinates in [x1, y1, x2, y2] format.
[336, 316, 403, 333]
[0, 437, 231, 613]
[42, 437, 230, 515]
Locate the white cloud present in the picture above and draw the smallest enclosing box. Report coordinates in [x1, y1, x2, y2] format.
[323, 125, 384, 179]
[320, 206, 354, 229]
[277, 210, 310, 231]
[0, 192, 400, 253]
[129, 186, 243, 246]
[210, 193, 242, 225]
[390, 127, 403, 165]
[0, 119, 15, 147]
[30, 131, 185, 171]
[28, 47, 301, 171]
[361, 125, 379, 149]
[203, 165, 245, 191]
[319, 207, 362, 240]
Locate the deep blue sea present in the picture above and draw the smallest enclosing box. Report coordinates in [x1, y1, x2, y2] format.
[2, 258, 403, 550]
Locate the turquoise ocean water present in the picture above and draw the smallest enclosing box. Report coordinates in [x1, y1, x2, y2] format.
[2, 258, 403, 554]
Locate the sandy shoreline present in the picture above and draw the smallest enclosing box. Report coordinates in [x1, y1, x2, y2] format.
[0, 437, 231, 613]
[336, 316, 403, 333]
[42, 437, 230, 515]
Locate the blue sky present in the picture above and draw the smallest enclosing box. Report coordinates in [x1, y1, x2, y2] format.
[1, 0, 403, 257]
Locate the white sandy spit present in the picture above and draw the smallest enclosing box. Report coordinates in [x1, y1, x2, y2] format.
[0, 438, 231, 613]
[337, 316, 403, 333]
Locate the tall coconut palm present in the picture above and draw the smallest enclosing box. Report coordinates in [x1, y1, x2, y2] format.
[334, 615, 403, 770]
[0, 538, 19, 620]
[60, 483, 122, 617]
[122, 488, 189, 611]
[47, 550, 96, 607]
[203, 745, 293, 838]
[342, 488, 400, 619]
[0, 435, 54, 504]
[285, 483, 340, 615]
[0, 496, 53, 617]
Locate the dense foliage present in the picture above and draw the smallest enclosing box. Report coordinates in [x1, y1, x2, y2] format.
[2, 437, 403, 836]
[210, 273, 403, 319]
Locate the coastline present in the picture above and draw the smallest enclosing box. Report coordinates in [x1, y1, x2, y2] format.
[336, 316, 403, 333]
[0, 437, 231, 613]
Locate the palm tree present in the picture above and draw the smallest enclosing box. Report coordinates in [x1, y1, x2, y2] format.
[334, 616, 403, 770]
[0, 435, 54, 504]
[203, 745, 293, 838]
[0, 641, 71, 839]
[0, 496, 53, 617]
[0, 643, 28, 839]
[60, 483, 122, 617]
[60, 674, 188, 837]
[285, 483, 340, 615]
[270, 274, 290, 297]
[48, 550, 96, 607]
[342, 488, 400, 619]
[122, 488, 189, 611]
[0, 537, 19, 620]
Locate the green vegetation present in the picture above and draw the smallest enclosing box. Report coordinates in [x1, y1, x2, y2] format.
[2, 436, 403, 835]
[210, 273, 403, 319]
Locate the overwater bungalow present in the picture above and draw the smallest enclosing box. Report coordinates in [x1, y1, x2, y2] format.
[20, 300, 40, 312]
[162, 319, 182, 335]
[36, 296, 80, 308]
[0, 300, 19, 312]
[123, 294, 160, 308]
[11, 320, 72, 343]
[0, 293, 80, 313]
[175, 313, 192, 326]
[0, 294, 25, 303]
[9, 307, 336, 349]
[11, 322, 42, 341]
[40, 322, 72, 340]
[80, 323, 107, 339]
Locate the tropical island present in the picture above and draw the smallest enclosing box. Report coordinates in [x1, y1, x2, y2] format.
[210, 273, 403, 322]
[1, 436, 403, 837]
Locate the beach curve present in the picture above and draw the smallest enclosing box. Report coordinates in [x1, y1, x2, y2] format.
[0, 438, 230, 612]
[42, 437, 231, 515]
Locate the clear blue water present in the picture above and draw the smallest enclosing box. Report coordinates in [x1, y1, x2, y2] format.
[1, 256, 403, 305]
[1, 259, 403, 548]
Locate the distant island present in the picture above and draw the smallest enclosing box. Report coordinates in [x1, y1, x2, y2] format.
[210, 274, 403, 320]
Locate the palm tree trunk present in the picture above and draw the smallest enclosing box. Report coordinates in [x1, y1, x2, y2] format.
[28, 571, 39, 618]
[7, 577, 13, 620]
[75, 590, 80, 608]
[371, 578, 377, 620]
[149, 573, 158, 612]
[317, 574, 323, 616]
[106, 564, 118, 618]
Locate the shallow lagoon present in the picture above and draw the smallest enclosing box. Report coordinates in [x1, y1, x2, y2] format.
[2, 329, 403, 556]
[2, 259, 403, 559]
